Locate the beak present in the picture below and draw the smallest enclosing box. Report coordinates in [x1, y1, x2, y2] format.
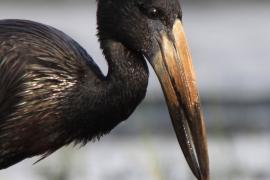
[148, 19, 209, 180]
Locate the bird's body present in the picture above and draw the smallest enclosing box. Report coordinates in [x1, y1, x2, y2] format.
[0, 20, 148, 168]
[0, 1, 209, 179]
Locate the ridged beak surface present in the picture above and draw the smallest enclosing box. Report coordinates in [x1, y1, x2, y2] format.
[149, 19, 210, 180]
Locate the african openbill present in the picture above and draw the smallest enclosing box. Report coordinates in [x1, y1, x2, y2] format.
[0, 0, 209, 179]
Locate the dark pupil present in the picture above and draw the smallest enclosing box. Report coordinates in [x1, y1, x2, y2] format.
[148, 8, 159, 18]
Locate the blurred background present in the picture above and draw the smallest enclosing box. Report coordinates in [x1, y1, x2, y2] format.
[0, 0, 270, 179]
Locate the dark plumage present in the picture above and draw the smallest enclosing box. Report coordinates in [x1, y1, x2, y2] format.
[0, 19, 148, 168]
[0, 0, 209, 179]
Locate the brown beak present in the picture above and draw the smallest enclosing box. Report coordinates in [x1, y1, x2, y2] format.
[149, 19, 210, 180]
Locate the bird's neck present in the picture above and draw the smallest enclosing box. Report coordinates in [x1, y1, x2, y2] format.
[101, 39, 149, 119]
[65, 39, 149, 141]
[103, 39, 149, 86]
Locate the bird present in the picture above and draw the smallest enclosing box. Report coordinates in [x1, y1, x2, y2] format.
[0, 0, 209, 179]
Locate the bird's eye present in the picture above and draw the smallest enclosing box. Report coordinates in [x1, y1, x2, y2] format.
[138, 4, 162, 20]
[147, 7, 160, 19]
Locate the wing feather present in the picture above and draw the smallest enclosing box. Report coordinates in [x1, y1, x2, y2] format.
[0, 19, 102, 168]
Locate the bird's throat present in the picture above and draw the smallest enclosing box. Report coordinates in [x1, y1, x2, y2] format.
[102, 39, 149, 120]
[102, 39, 149, 83]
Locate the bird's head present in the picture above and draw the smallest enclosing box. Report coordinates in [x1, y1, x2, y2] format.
[97, 0, 209, 179]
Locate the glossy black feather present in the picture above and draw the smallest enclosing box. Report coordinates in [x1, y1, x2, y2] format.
[0, 19, 149, 169]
